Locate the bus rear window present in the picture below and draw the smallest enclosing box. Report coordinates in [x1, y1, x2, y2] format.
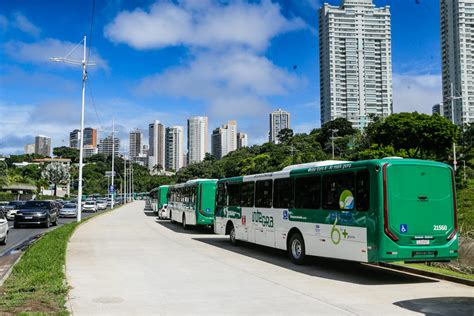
[295, 175, 321, 210]
[322, 173, 355, 210]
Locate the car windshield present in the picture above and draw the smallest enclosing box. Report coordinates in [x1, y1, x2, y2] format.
[85, 201, 95, 205]
[64, 203, 77, 208]
[21, 201, 50, 209]
[8, 201, 23, 206]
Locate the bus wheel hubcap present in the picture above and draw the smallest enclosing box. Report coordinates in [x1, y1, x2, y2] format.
[230, 229, 235, 242]
[292, 239, 302, 258]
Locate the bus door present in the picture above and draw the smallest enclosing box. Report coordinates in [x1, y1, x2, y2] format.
[254, 179, 275, 247]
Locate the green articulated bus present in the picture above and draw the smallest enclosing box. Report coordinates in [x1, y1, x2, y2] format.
[168, 179, 217, 228]
[149, 186, 169, 215]
[214, 158, 458, 264]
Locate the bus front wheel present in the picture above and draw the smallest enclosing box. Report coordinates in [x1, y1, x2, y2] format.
[288, 233, 306, 265]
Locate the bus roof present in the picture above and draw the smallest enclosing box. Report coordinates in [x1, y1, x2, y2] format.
[218, 158, 452, 182]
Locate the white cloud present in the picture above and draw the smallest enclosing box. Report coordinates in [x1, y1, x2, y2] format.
[4, 38, 108, 70]
[104, 0, 305, 51]
[13, 12, 40, 37]
[392, 73, 442, 114]
[136, 49, 302, 118]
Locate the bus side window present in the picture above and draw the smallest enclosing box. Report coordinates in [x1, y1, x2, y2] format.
[240, 182, 255, 207]
[322, 173, 355, 210]
[273, 178, 292, 208]
[356, 170, 370, 211]
[227, 183, 241, 206]
[294, 175, 321, 210]
[216, 183, 226, 207]
[255, 180, 273, 208]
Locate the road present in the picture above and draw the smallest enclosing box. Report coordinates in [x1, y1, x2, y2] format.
[0, 209, 107, 257]
[67, 201, 473, 315]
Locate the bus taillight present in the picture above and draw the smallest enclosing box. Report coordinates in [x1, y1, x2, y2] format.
[447, 170, 458, 241]
[383, 164, 398, 242]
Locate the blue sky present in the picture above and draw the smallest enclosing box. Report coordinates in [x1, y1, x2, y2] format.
[0, 0, 443, 155]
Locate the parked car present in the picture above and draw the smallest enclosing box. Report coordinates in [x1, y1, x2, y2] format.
[0, 210, 9, 245]
[59, 203, 77, 218]
[82, 200, 98, 212]
[96, 200, 107, 210]
[14, 200, 59, 228]
[158, 204, 169, 220]
[5, 201, 26, 220]
[0, 201, 9, 213]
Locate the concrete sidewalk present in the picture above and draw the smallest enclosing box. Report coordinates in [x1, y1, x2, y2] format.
[66, 201, 473, 316]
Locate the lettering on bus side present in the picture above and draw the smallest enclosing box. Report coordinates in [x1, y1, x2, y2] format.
[252, 211, 274, 228]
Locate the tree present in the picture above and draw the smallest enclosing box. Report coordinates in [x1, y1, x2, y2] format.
[277, 128, 294, 143]
[152, 164, 163, 174]
[53, 146, 80, 163]
[370, 112, 458, 160]
[41, 163, 70, 196]
[0, 162, 8, 188]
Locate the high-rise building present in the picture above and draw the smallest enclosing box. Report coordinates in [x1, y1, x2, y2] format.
[83, 146, 98, 158]
[35, 135, 51, 156]
[83, 127, 97, 148]
[98, 136, 120, 156]
[441, 0, 474, 125]
[24, 144, 35, 154]
[165, 126, 184, 172]
[269, 109, 290, 144]
[433, 103, 442, 115]
[129, 129, 142, 159]
[319, 0, 393, 129]
[69, 129, 80, 148]
[237, 132, 248, 149]
[148, 120, 166, 172]
[211, 120, 237, 159]
[187, 116, 208, 164]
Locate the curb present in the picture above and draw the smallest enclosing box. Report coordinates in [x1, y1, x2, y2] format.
[0, 253, 22, 287]
[377, 262, 474, 287]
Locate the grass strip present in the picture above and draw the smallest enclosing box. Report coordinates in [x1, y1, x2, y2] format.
[396, 262, 474, 281]
[0, 207, 120, 315]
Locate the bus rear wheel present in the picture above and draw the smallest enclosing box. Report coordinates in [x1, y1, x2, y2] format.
[288, 233, 306, 265]
[228, 223, 239, 246]
[182, 215, 187, 230]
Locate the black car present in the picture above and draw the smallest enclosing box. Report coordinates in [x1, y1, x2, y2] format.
[14, 200, 59, 228]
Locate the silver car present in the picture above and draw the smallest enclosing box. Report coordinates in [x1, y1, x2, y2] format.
[82, 201, 98, 212]
[96, 200, 107, 210]
[59, 203, 78, 218]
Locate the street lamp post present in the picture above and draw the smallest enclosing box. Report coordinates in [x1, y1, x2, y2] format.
[446, 82, 462, 171]
[50, 36, 95, 222]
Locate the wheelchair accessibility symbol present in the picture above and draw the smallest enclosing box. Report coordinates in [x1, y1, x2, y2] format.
[400, 224, 408, 233]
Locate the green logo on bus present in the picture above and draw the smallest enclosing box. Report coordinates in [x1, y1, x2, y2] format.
[339, 190, 354, 210]
[252, 211, 274, 228]
[331, 218, 341, 245]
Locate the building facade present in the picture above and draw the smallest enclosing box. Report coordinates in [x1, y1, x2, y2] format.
[148, 120, 166, 172]
[211, 120, 237, 159]
[165, 126, 184, 172]
[83, 146, 98, 158]
[187, 116, 208, 164]
[129, 129, 142, 159]
[237, 132, 248, 149]
[24, 144, 35, 154]
[319, 0, 393, 129]
[98, 136, 120, 156]
[69, 129, 80, 148]
[441, 0, 474, 125]
[432, 103, 442, 115]
[83, 127, 97, 148]
[269, 109, 290, 144]
[35, 135, 52, 156]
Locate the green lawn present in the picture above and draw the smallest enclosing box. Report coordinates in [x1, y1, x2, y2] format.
[0, 208, 117, 314]
[397, 262, 474, 281]
[457, 179, 474, 236]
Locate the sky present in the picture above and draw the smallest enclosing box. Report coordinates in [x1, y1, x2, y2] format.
[0, 0, 443, 155]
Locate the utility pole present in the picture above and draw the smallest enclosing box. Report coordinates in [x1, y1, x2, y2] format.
[50, 36, 95, 222]
[331, 129, 339, 159]
[124, 158, 127, 203]
[111, 118, 115, 208]
[448, 82, 462, 171]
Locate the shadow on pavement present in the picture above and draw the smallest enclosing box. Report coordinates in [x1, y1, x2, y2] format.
[143, 211, 156, 217]
[156, 220, 214, 235]
[393, 297, 474, 316]
[193, 237, 439, 286]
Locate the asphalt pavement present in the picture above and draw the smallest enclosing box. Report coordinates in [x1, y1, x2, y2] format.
[0, 209, 107, 257]
[66, 201, 473, 315]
